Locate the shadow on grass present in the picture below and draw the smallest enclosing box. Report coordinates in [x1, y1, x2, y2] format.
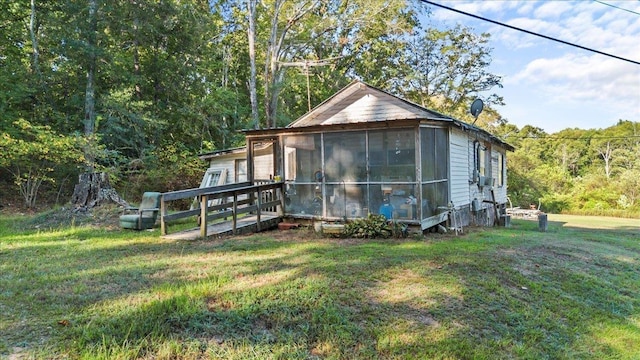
[0, 227, 311, 355]
[3, 223, 640, 358]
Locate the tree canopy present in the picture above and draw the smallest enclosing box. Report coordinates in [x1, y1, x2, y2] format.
[0, 0, 637, 217]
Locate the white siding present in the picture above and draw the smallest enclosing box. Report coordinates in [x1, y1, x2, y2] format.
[207, 152, 248, 184]
[291, 83, 438, 128]
[449, 129, 470, 207]
[322, 94, 426, 125]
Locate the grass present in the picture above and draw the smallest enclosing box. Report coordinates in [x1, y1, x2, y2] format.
[1, 211, 639, 359]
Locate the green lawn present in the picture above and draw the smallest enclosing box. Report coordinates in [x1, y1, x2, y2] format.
[1, 213, 639, 359]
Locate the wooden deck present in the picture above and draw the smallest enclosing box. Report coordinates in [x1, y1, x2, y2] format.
[162, 214, 281, 240]
[159, 181, 285, 240]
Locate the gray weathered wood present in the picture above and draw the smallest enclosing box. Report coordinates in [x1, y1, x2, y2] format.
[538, 213, 548, 232]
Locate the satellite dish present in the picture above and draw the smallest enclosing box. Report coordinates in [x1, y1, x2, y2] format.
[470, 98, 484, 125]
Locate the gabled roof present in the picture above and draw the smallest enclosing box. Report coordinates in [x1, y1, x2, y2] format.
[288, 80, 452, 128]
[243, 80, 513, 151]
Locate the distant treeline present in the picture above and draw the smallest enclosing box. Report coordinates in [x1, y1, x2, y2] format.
[493, 121, 640, 217]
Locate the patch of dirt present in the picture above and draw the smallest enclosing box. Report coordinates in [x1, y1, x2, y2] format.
[8, 204, 124, 231]
[206, 297, 235, 311]
[7, 347, 28, 360]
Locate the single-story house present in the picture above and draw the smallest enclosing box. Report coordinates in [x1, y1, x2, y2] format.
[199, 81, 514, 230]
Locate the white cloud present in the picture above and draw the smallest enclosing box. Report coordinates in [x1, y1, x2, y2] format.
[509, 54, 640, 120]
[515, 2, 536, 16]
[533, 1, 573, 19]
[424, 0, 640, 130]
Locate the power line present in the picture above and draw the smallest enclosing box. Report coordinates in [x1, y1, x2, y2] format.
[593, 0, 640, 17]
[421, 0, 640, 66]
[504, 135, 640, 141]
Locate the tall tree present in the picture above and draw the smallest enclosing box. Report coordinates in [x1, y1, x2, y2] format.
[83, 0, 98, 169]
[393, 25, 503, 123]
[246, 0, 259, 129]
[232, 0, 417, 128]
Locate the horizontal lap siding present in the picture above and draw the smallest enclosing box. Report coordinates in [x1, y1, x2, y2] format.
[450, 129, 470, 206]
[324, 95, 424, 125]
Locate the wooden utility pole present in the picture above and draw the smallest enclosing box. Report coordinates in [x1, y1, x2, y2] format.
[279, 57, 341, 112]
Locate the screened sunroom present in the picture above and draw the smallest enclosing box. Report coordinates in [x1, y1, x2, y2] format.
[242, 81, 512, 230]
[278, 126, 449, 227]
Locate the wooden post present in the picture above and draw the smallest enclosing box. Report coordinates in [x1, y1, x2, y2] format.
[490, 189, 500, 226]
[256, 186, 262, 232]
[538, 213, 548, 232]
[279, 182, 285, 216]
[160, 194, 166, 235]
[200, 194, 208, 238]
[232, 193, 238, 235]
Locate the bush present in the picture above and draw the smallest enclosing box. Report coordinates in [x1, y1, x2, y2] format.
[343, 214, 392, 238]
[0, 119, 85, 208]
[116, 144, 204, 209]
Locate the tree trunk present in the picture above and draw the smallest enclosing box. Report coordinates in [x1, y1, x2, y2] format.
[72, 0, 110, 212]
[71, 172, 129, 211]
[29, 0, 40, 75]
[83, 0, 98, 170]
[132, 0, 142, 100]
[598, 141, 613, 179]
[246, 0, 259, 129]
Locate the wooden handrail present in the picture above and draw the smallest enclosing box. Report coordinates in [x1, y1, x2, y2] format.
[160, 181, 284, 237]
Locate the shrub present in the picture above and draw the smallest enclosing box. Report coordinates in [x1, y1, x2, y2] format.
[343, 214, 392, 238]
[0, 119, 85, 208]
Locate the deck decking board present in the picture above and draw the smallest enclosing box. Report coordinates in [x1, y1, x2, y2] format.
[162, 214, 280, 240]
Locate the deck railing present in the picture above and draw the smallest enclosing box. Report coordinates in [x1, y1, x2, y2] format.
[160, 181, 284, 237]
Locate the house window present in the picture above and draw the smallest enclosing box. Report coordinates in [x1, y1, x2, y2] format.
[203, 168, 226, 187]
[497, 152, 504, 186]
[235, 159, 247, 183]
[479, 146, 487, 176]
[199, 168, 227, 208]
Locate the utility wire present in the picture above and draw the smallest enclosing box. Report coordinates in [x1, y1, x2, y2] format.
[504, 135, 640, 140]
[421, 0, 640, 66]
[593, 0, 640, 17]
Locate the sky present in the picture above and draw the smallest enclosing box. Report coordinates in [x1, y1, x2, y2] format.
[422, 0, 640, 133]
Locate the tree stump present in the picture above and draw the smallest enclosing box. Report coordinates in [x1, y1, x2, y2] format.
[71, 172, 129, 211]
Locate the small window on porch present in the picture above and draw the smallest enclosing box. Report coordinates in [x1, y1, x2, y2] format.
[235, 159, 247, 183]
[202, 168, 226, 187]
[284, 134, 321, 182]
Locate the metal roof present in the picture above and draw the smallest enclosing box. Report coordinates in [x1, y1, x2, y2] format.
[244, 80, 514, 150]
